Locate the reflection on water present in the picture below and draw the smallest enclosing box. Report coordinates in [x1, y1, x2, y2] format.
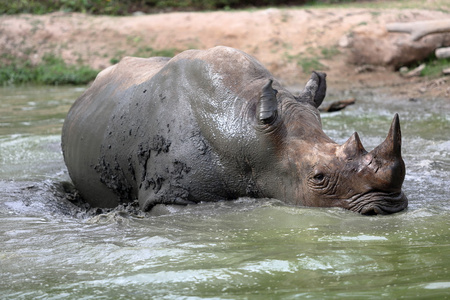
[0, 86, 449, 298]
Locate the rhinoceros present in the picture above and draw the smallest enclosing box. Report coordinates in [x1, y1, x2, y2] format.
[62, 46, 408, 215]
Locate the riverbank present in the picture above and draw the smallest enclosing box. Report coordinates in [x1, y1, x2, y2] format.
[1, 4, 449, 98]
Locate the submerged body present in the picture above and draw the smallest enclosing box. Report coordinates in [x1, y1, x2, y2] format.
[62, 46, 407, 214]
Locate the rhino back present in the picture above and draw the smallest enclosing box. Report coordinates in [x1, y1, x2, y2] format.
[63, 47, 278, 209]
[62, 57, 171, 207]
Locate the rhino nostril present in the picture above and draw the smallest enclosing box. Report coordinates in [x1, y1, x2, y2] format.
[362, 208, 378, 216]
[361, 205, 385, 216]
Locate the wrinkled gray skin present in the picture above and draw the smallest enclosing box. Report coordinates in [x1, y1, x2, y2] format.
[62, 46, 408, 215]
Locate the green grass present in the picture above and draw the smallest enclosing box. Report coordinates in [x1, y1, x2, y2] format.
[5, 0, 447, 16]
[284, 46, 340, 73]
[109, 47, 180, 65]
[285, 52, 326, 73]
[133, 46, 179, 58]
[0, 0, 298, 15]
[320, 46, 340, 59]
[0, 0, 128, 15]
[404, 52, 450, 78]
[421, 58, 450, 77]
[0, 54, 99, 85]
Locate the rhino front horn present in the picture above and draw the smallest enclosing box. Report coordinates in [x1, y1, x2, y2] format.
[259, 79, 278, 124]
[364, 114, 405, 191]
[371, 113, 402, 160]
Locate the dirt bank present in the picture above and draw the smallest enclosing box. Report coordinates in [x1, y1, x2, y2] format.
[1, 7, 449, 98]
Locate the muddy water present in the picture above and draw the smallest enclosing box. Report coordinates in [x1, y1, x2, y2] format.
[1, 85, 449, 299]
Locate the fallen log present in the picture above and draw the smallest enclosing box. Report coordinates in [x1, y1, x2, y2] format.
[400, 63, 426, 78]
[386, 19, 450, 41]
[320, 98, 356, 113]
[436, 47, 450, 59]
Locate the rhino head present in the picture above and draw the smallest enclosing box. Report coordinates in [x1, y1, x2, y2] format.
[256, 72, 408, 214]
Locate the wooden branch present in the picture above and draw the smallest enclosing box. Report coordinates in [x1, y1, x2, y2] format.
[400, 63, 425, 78]
[320, 98, 355, 113]
[386, 20, 450, 41]
[436, 47, 450, 59]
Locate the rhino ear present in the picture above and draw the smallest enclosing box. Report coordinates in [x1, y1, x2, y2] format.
[259, 79, 278, 124]
[297, 71, 327, 108]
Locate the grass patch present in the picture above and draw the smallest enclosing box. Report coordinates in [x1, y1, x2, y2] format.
[421, 58, 450, 77]
[133, 46, 179, 58]
[285, 46, 340, 73]
[109, 50, 127, 65]
[404, 53, 450, 78]
[285, 52, 325, 73]
[0, 0, 282, 15]
[0, 54, 99, 85]
[109, 47, 180, 65]
[320, 46, 340, 59]
[4, 0, 447, 16]
[0, 0, 128, 15]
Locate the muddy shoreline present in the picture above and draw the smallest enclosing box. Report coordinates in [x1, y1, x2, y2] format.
[1, 8, 449, 98]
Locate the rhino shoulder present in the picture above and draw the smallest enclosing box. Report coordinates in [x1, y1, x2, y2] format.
[94, 56, 171, 91]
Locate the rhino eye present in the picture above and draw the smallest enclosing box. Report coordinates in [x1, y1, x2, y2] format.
[313, 173, 325, 181]
[308, 170, 329, 190]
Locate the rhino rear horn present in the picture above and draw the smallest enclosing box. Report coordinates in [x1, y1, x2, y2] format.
[298, 71, 327, 108]
[342, 132, 367, 157]
[259, 79, 278, 124]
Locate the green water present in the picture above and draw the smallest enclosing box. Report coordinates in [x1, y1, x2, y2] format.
[0, 86, 449, 299]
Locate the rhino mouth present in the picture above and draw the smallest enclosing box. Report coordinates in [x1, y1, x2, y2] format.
[350, 191, 408, 215]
